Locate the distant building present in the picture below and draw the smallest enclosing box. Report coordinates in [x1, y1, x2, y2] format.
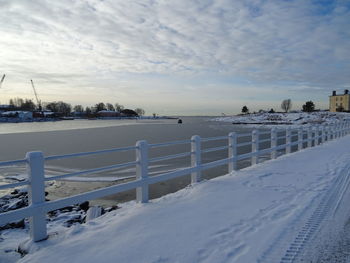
[329, 90, 350, 112]
[1, 111, 33, 120]
[31, 111, 55, 118]
[0, 105, 13, 112]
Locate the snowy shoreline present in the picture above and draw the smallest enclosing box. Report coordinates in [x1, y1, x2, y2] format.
[213, 111, 350, 128]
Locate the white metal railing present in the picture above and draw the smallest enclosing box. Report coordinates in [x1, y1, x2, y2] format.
[0, 121, 350, 242]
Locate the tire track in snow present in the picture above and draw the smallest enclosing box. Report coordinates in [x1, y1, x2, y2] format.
[258, 156, 350, 262]
[278, 164, 350, 262]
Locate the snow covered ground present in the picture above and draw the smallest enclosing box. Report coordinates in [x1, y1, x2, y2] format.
[214, 111, 350, 128]
[2, 135, 350, 262]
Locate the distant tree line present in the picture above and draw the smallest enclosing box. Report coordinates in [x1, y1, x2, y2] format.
[6, 98, 146, 117]
[9, 98, 36, 111]
[241, 99, 318, 114]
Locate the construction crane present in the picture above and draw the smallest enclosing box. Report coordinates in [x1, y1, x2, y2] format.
[30, 79, 42, 111]
[0, 74, 5, 89]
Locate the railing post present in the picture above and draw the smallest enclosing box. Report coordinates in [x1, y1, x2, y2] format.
[335, 124, 338, 139]
[314, 126, 320, 146]
[228, 132, 237, 173]
[330, 125, 334, 140]
[271, 128, 277, 159]
[336, 123, 339, 138]
[136, 140, 149, 203]
[339, 123, 343, 137]
[344, 122, 347, 136]
[286, 128, 291, 154]
[340, 123, 343, 137]
[26, 151, 47, 242]
[307, 127, 313, 147]
[191, 135, 201, 183]
[321, 125, 325, 143]
[344, 123, 347, 136]
[251, 130, 259, 165]
[345, 123, 347, 136]
[345, 122, 347, 136]
[298, 128, 303, 151]
[329, 124, 333, 140]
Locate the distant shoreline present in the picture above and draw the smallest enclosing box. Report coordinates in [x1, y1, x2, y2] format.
[214, 111, 349, 128]
[0, 116, 179, 124]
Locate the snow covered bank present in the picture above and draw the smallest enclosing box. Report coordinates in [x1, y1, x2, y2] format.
[6, 135, 350, 263]
[214, 111, 350, 127]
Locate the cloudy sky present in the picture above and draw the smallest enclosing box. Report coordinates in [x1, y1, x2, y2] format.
[0, 0, 349, 115]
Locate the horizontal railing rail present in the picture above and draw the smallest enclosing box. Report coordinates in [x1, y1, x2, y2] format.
[0, 159, 27, 167]
[0, 181, 29, 191]
[148, 139, 191, 148]
[201, 135, 228, 142]
[45, 146, 137, 161]
[0, 121, 350, 242]
[149, 152, 191, 163]
[45, 161, 139, 181]
[202, 145, 229, 154]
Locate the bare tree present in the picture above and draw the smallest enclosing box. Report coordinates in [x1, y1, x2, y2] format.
[45, 101, 72, 116]
[21, 99, 36, 111]
[115, 103, 124, 112]
[9, 97, 24, 108]
[135, 108, 145, 116]
[281, 99, 292, 113]
[106, 103, 115, 111]
[73, 105, 84, 113]
[85, 107, 92, 116]
[94, 102, 106, 112]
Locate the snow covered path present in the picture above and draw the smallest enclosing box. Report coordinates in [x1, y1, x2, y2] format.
[19, 136, 350, 263]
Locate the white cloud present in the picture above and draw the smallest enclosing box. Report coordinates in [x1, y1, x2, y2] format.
[0, 0, 349, 113]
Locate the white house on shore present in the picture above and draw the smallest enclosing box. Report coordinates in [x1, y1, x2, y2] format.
[329, 90, 350, 112]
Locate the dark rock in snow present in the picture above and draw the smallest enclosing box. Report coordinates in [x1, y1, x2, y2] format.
[1, 188, 120, 232]
[79, 201, 90, 211]
[65, 215, 84, 227]
[0, 219, 25, 231]
[103, 205, 120, 214]
[17, 242, 29, 256]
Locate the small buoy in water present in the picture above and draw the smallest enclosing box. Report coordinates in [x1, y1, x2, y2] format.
[178, 119, 182, 124]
